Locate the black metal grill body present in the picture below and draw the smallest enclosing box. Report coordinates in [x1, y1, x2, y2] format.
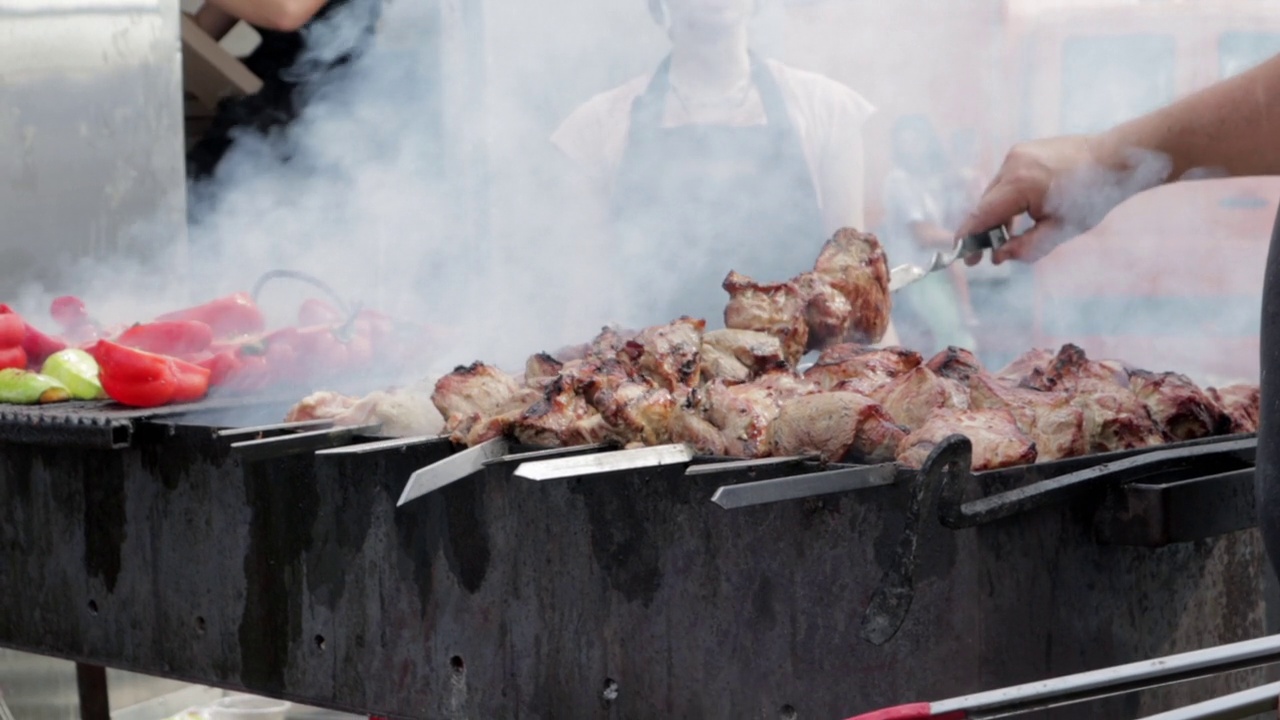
[0, 408, 1269, 719]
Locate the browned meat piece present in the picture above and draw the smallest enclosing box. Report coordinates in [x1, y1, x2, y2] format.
[331, 386, 447, 438]
[926, 347, 985, 382]
[583, 378, 677, 446]
[751, 369, 820, 397]
[722, 271, 810, 366]
[871, 366, 969, 429]
[670, 411, 729, 456]
[1022, 344, 1130, 392]
[804, 343, 923, 393]
[968, 375, 1086, 461]
[793, 271, 853, 350]
[431, 362, 522, 439]
[454, 387, 542, 445]
[699, 380, 784, 458]
[699, 343, 752, 384]
[770, 391, 906, 463]
[811, 228, 892, 344]
[996, 348, 1055, 384]
[897, 409, 1037, 471]
[701, 328, 787, 375]
[1070, 379, 1164, 454]
[551, 326, 639, 364]
[525, 352, 563, 387]
[1208, 384, 1260, 434]
[286, 390, 359, 423]
[1128, 370, 1229, 441]
[618, 316, 705, 391]
[511, 377, 618, 448]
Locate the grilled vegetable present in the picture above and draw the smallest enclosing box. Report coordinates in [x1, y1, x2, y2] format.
[0, 368, 71, 404]
[154, 292, 266, 340]
[90, 340, 211, 408]
[116, 320, 214, 358]
[20, 323, 67, 366]
[41, 348, 105, 400]
[0, 305, 26, 371]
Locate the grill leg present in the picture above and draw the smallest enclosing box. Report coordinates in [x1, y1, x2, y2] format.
[75, 663, 109, 720]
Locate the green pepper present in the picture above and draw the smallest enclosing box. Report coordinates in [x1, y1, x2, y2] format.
[41, 348, 105, 400]
[0, 368, 72, 404]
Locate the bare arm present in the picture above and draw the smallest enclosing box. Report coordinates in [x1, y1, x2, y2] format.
[203, 0, 328, 32]
[959, 53, 1280, 263]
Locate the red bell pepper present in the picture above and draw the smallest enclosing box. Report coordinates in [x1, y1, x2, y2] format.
[116, 320, 214, 358]
[20, 324, 67, 367]
[221, 353, 272, 394]
[299, 298, 345, 327]
[196, 349, 242, 387]
[50, 295, 102, 345]
[154, 292, 266, 340]
[89, 340, 211, 408]
[0, 305, 27, 371]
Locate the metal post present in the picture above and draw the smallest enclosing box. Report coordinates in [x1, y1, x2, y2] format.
[75, 663, 109, 720]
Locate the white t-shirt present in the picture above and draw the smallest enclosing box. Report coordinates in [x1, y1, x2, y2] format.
[550, 57, 877, 235]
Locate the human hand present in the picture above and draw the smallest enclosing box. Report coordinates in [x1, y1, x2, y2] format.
[956, 134, 1171, 265]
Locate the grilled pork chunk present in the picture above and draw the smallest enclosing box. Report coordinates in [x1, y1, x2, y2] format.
[619, 316, 705, 391]
[525, 353, 564, 388]
[431, 362, 522, 441]
[1128, 370, 1229, 441]
[871, 366, 969, 430]
[897, 409, 1037, 471]
[669, 410, 729, 456]
[286, 390, 359, 423]
[699, 343, 752, 384]
[1208, 384, 1260, 433]
[1070, 379, 1164, 454]
[968, 375, 1086, 462]
[701, 329, 787, 375]
[1022, 344, 1130, 392]
[770, 391, 905, 463]
[804, 344, 923, 394]
[811, 228, 892, 344]
[511, 376, 617, 448]
[996, 348, 1055, 384]
[793, 271, 853, 350]
[722, 271, 810, 366]
[926, 347, 985, 383]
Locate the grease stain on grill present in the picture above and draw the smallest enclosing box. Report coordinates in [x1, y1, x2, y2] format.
[570, 472, 664, 607]
[238, 456, 319, 694]
[750, 576, 776, 632]
[441, 476, 491, 593]
[307, 456, 379, 611]
[82, 451, 126, 594]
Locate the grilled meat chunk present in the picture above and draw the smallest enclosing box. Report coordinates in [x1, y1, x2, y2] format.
[618, 316, 705, 391]
[431, 362, 522, 440]
[996, 348, 1055, 384]
[804, 343, 923, 394]
[699, 343, 752, 384]
[897, 408, 1037, 471]
[793, 271, 853, 350]
[286, 390, 359, 423]
[525, 352, 564, 387]
[722, 271, 810, 367]
[968, 375, 1086, 461]
[1208, 384, 1260, 433]
[1070, 379, 1164, 453]
[701, 328, 787, 375]
[331, 383, 446, 438]
[1022, 344, 1129, 392]
[670, 410, 729, 456]
[871, 366, 969, 429]
[770, 391, 905, 463]
[583, 377, 677, 446]
[1128, 370, 1229, 441]
[699, 380, 785, 458]
[811, 228, 891, 344]
[511, 377, 617, 448]
[926, 347, 984, 382]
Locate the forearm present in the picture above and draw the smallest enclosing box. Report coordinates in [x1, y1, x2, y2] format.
[203, 0, 326, 32]
[1098, 54, 1280, 182]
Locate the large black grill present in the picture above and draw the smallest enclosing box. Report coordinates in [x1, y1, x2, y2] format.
[0, 400, 1270, 719]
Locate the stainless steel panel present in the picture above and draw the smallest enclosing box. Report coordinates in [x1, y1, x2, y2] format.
[0, 0, 187, 293]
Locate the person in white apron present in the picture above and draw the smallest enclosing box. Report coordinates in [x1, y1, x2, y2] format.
[552, 0, 899, 346]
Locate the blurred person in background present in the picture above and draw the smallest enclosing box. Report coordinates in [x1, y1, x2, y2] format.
[186, 0, 383, 202]
[552, 0, 899, 345]
[882, 115, 977, 355]
[953, 53, 1280, 591]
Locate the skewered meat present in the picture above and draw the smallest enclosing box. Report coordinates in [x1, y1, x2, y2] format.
[1209, 385, 1260, 433]
[511, 376, 617, 448]
[286, 390, 359, 423]
[525, 353, 564, 388]
[701, 329, 787, 375]
[968, 375, 1086, 461]
[804, 344, 922, 394]
[1070, 379, 1164, 453]
[619, 316, 704, 391]
[337, 388, 446, 438]
[996, 349, 1055, 384]
[793, 272, 853, 350]
[431, 362, 522, 440]
[926, 347, 984, 382]
[670, 410, 729, 456]
[698, 380, 785, 458]
[871, 366, 969, 430]
[1128, 370, 1229, 441]
[1022, 344, 1129, 392]
[722, 271, 810, 366]
[770, 391, 906, 463]
[811, 228, 891, 344]
[583, 376, 677, 446]
[699, 343, 752, 384]
[897, 409, 1037, 471]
